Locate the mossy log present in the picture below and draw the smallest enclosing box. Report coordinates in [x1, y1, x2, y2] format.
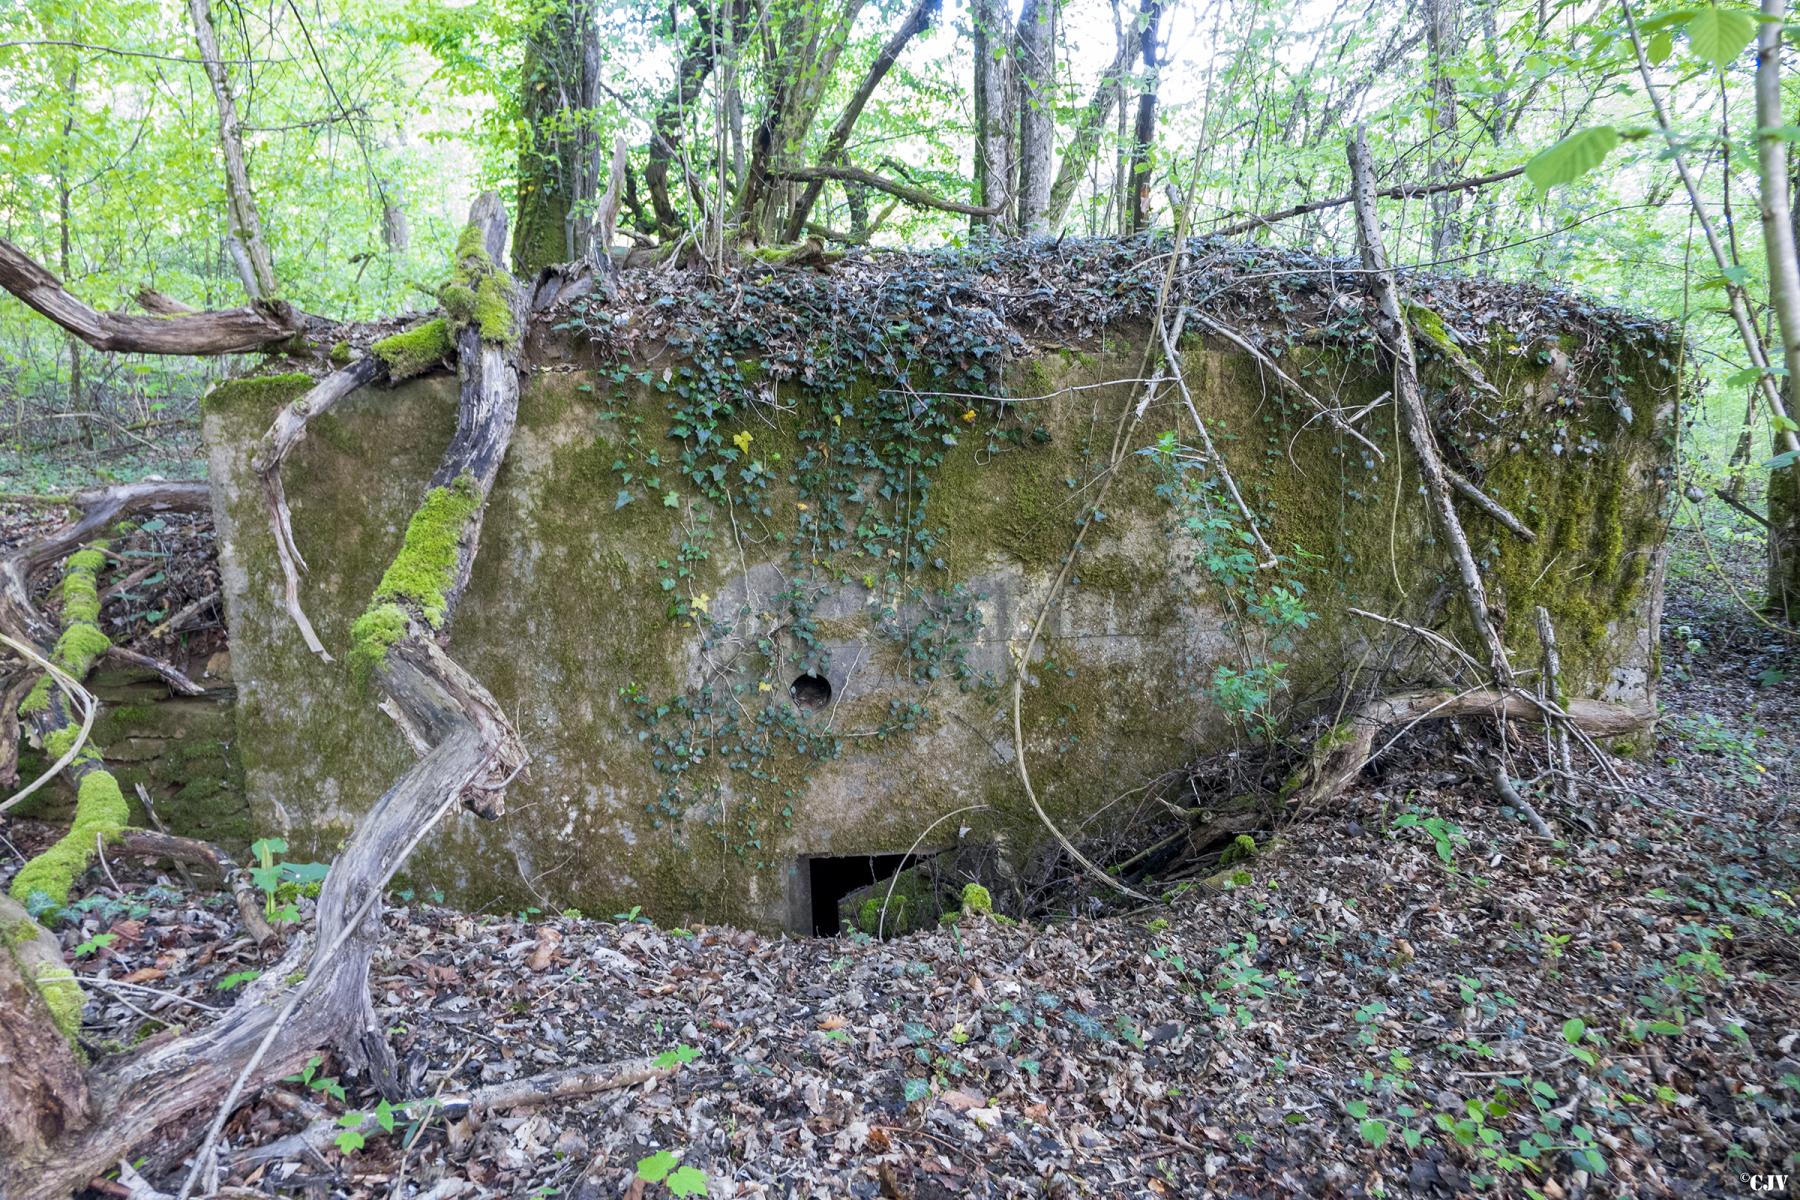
[0, 894, 89, 1152]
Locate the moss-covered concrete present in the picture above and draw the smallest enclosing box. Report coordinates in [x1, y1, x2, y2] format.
[202, 329, 1675, 932]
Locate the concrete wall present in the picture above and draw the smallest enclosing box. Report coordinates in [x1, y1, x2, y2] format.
[203, 332, 1674, 931]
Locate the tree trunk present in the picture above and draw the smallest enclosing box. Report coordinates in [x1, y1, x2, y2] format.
[1126, 0, 1162, 233]
[1755, 0, 1800, 619]
[645, 5, 726, 238]
[781, 0, 942, 241]
[1014, 0, 1056, 233]
[187, 0, 278, 301]
[1045, 0, 1144, 232]
[738, 0, 869, 243]
[971, 0, 1016, 234]
[1422, 0, 1464, 257]
[515, 0, 603, 274]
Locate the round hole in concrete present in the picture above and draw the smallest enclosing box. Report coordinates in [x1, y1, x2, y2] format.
[790, 672, 831, 712]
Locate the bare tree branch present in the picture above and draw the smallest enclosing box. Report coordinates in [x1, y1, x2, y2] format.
[0, 239, 299, 355]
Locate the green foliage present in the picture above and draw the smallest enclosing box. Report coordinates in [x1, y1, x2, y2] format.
[1143, 432, 1314, 742]
[247, 836, 328, 925]
[1391, 811, 1468, 868]
[1525, 127, 1620, 190]
[636, 1150, 709, 1197]
[1684, 6, 1757, 68]
[72, 932, 116, 957]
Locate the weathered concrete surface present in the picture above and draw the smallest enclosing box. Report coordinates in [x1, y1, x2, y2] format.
[203, 332, 1675, 931]
[12, 665, 248, 848]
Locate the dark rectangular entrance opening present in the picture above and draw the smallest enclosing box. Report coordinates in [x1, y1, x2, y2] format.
[804, 853, 922, 936]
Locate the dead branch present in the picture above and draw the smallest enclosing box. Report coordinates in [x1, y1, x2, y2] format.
[1184, 308, 1387, 463]
[1348, 127, 1513, 686]
[1209, 165, 1527, 239]
[118, 828, 278, 948]
[103, 646, 207, 696]
[1445, 467, 1536, 542]
[782, 0, 944, 240]
[1535, 607, 1578, 809]
[1286, 688, 1651, 814]
[148, 590, 219, 641]
[238, 1058, 669, 1165]
[250, 354, 388, 658]
[773, 165, 1005, 218]
[0, 239, 297, 355]
[0, 197, 527, 1200]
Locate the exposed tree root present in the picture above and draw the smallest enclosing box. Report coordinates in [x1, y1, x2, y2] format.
[0, 195, 529, 1200]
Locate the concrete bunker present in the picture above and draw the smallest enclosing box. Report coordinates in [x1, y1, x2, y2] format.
[199, 245, 1680, 934]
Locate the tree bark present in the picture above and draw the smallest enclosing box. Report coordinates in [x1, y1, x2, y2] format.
[1422, 0, 1464, 257]
[515, 0, 604, 273]
[1014, 0, 1056, 233]
[781, 0, 942, 241]
[645, 5, 725, 238]
[1755, 0, 1800, 620]
[1126, 0, 1162, 233]
[0, 239, 300, 354]
[0, 894, 90, 1164]
[971, 0, 1016, 234]
[739, 0, 870, 243]
[186, 0, 277, 301]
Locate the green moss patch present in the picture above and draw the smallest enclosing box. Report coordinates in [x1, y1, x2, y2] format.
[9, 769, 129, 915]
[474, 273, 518, 345]
[372, 319, 453, 382]
[370, 475, 480, 625]
[201, 371, 313, 414]
[348, 602, 409, 689]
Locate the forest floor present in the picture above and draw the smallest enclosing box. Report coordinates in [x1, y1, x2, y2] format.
[4, 517, 1798, 1199]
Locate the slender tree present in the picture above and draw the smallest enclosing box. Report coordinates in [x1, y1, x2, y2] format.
[186, 0, 278, 301]
[1014, 0, 1057, 232]
[972, 0, 1016, 234]
[1126, 0, 1163, 233]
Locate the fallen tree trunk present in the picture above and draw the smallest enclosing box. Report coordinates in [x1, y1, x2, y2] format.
[0, 239, 298, 355]
[0, 194, 529, 1200]
[1285, 688, 1653, 814]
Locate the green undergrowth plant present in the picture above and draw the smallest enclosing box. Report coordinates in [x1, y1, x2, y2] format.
[247, 836, 329, 926]
[1142, 431, 1315, 743]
